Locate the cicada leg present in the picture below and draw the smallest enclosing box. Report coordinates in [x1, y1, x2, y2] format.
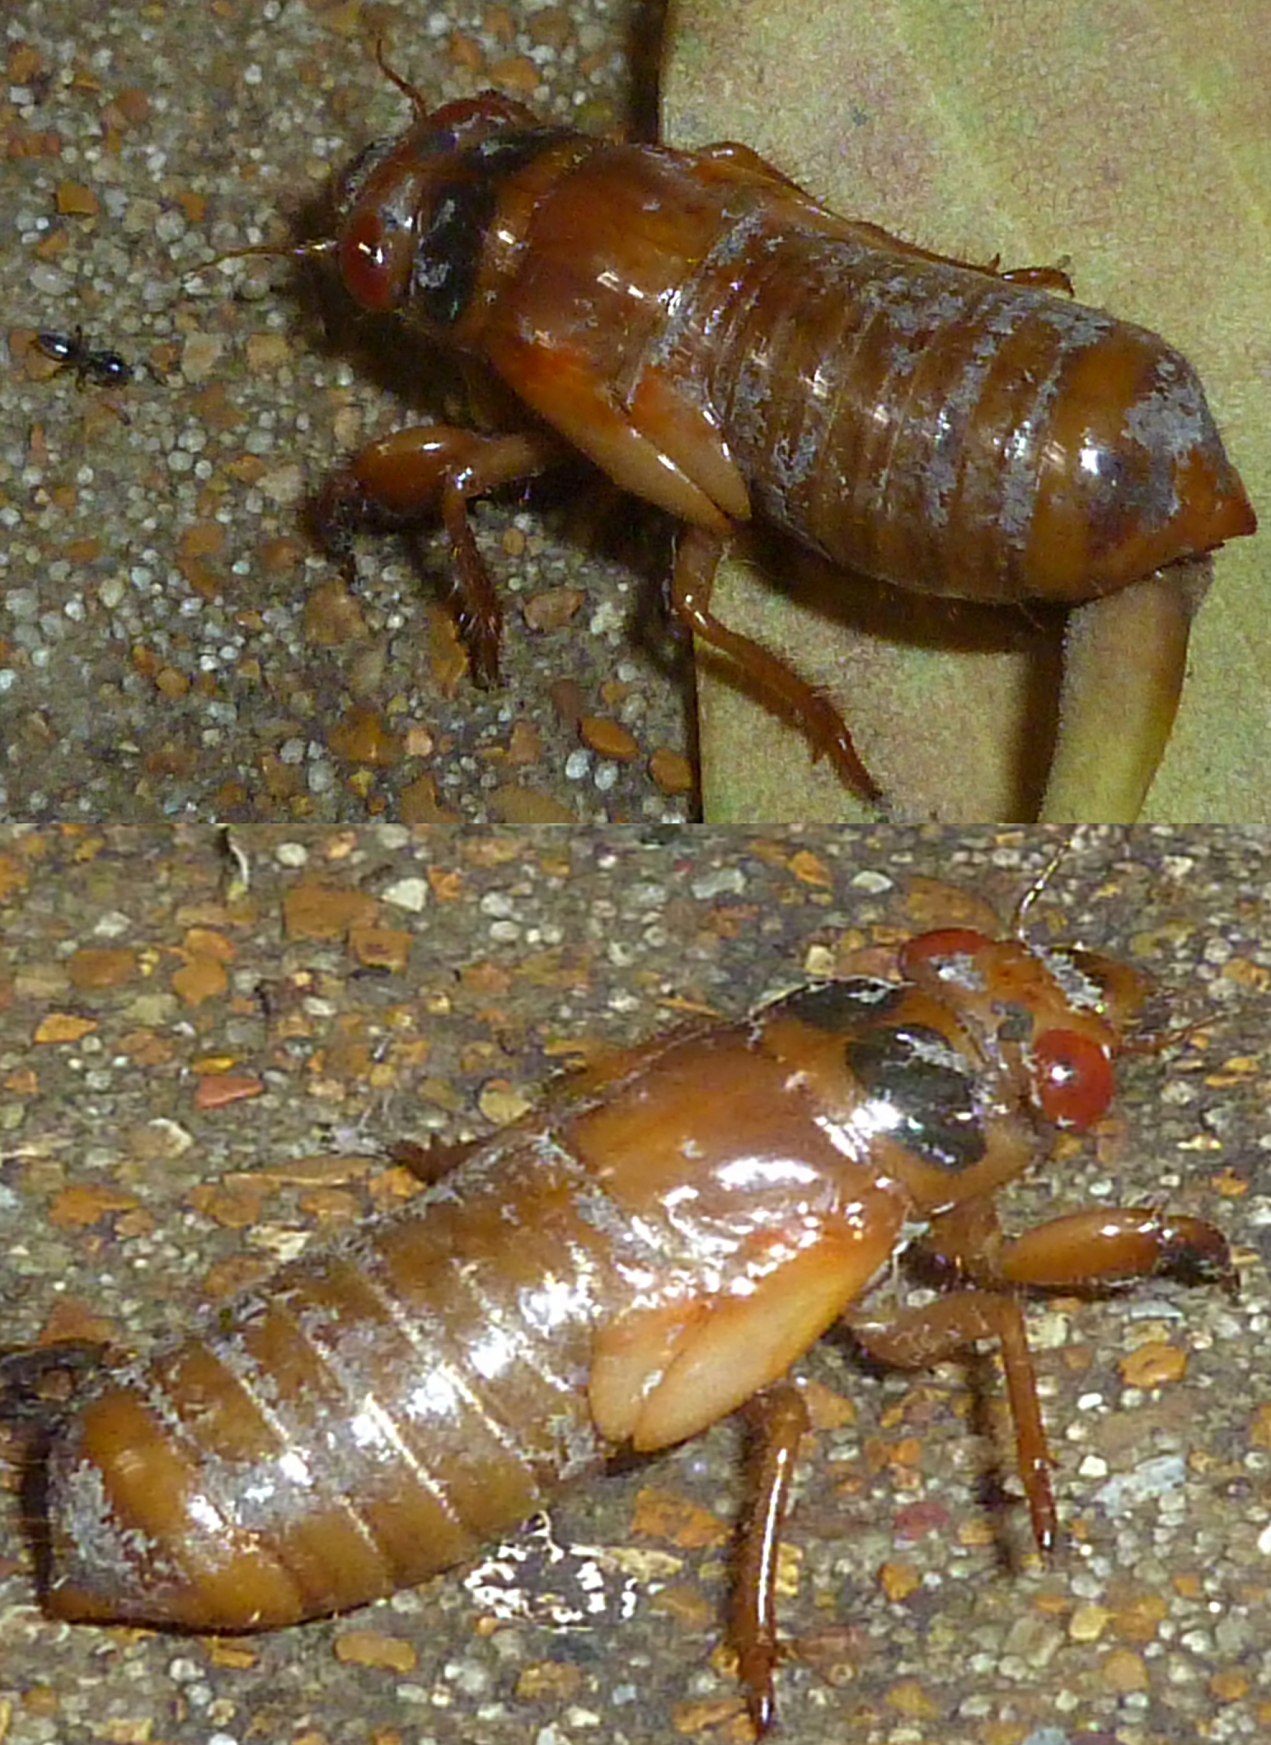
[670, 524, 882, 801]
[851, 1291, 1057, 1554]
[315, 425, 565, 683]
[733, 1380, 810, 1737]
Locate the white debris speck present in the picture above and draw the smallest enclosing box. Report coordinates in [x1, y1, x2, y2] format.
[1094, 1454, 1186, 1517]
[381, 877, 429, 913]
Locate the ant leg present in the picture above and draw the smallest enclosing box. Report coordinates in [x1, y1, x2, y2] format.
[734, 1381, 809, 1737]
[670, 525, 881, 801]
[315, 425, 565, 684]
[852, 1291, 1057, 1554]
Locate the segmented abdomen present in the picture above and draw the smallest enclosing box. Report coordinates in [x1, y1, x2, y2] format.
[43, 1127, 616, 1628]
[677, 221, 1249, 601]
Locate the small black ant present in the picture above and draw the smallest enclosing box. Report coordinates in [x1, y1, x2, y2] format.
[34, 326, 134, 390]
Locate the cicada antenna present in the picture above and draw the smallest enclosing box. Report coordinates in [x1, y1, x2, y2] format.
[1008, 829, 1244, 1061]
[181, 236, 338, 291]
[371, 35, 431, 120]
[182, 32, 423, 297]
[1010, 828, 1083, 941]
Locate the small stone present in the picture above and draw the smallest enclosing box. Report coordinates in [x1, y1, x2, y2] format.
[48, 1183, 141, 1227]
[579, 715, 639, 760]
[193, 1073, 265, 1110]
[327, 705, 402, 767]
[33, 1012, 97, 1044]
[1119, 1341, 1187, 1388]
[66, 947, 137, 989]
[332, 1630, 417, 1673]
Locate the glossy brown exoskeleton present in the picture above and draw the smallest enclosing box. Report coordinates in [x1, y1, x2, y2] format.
[260, 65, 1257, 803]
[19, 865, 1236, 1735]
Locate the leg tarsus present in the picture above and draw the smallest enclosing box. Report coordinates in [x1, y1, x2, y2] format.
[686, 153, 1074, 301]
[388, 1135, 482, 1186]
[440, 475, 503, 685]
[734, 1381, 809, 1737]
[824, 223, 1075, 295]
[671, 525, 882, 802]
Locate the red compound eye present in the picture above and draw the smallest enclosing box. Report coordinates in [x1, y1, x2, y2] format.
[339, 211, 397, 311]
[899, 928, 990, 975]
[1032, 1028, 1114, 1128]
